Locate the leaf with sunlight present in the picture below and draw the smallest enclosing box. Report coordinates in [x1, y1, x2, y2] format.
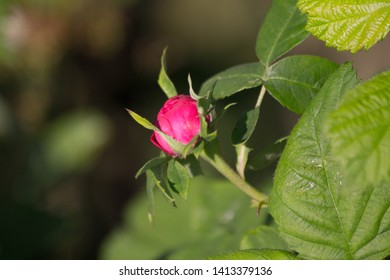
[271, 64, 390, 259]
[326, 71, 390, 187]
[298, 0, 390, 52]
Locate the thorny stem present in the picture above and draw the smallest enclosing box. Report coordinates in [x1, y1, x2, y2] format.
[200, 150, 269, 205]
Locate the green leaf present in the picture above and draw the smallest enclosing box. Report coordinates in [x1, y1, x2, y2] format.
[272, 64, 390, 259]
[215, 102, 237, 122]
[178, 155, 203, 178]
[199, 115, 216, 141]
[167, 160, 190, 200]
[248, 137, 288, 171]
[101, 176, 271, 260]
[158, 47, 177, 98]
[126, 109, 157, 130]
[145, 170, 156, 224]
[298, 0, 390, 53]
[240, 226, 289, 251]
[209, 249, 298, 260]
[188, 74, 200, 100]
[126, 109, 189, 157]
[256, 0, 309, 66]
[199, 63, 264, 100]
[231, 108, 260, 146]
[263, 55, 339, 114]
[231, 106, 261, 178]
[326, 70, 390, 187]
[148, 166, 176, 207]
[135, 156, 167, 179]
[192, 141, 205, 159]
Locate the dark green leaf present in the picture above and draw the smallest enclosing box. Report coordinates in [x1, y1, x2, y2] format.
[264, 55, 339, 114]
[326, 70, 390, 186]
[256, 0, 309, 66]
[135, 157, 167, 179]
[178, 155, 203, 178]
[248, 137, 288, 171]
[198, 116, 216, 143]
[209, 249, 298, 260]
[158, 47, 177, 98]
[231, 108, 260, 145]
[271, 64, 390, 259]
[149, 166, 176, 207]
[199, 63, 264, 100]
[167, 160, 190, 200]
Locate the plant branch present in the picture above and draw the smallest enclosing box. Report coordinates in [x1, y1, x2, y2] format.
[200, 150, 268, 204]
[255, 85, 267, 108]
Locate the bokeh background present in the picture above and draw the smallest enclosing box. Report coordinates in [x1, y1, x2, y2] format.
[0, 0, 389, 259]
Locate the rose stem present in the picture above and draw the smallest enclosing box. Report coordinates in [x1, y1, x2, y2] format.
[200, 150, 269, 204]
[255, 85, 267, 108]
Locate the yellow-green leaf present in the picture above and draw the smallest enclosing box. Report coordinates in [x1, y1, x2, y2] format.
[298, 0, 390, 53]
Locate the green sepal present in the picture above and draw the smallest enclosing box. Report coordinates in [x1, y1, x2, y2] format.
[167, 159, 191, 200]
[127, 109, 194, 158]
[158, 47, 177, 98]
[188, 74, 201, 100]
[192, 141, 205, 159]
[126, 109, 157, 131]
[148, 165, 176, 208]
[135, 156, 167, 179]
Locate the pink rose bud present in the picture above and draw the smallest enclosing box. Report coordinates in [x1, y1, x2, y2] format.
[150, 95, 202, 156]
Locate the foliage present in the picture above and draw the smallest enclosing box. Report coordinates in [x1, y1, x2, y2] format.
[326, 71, 390, 187]
[124, 0, 390, 260]
[298, 0, 390, 53]
[101, 177, 274, 260]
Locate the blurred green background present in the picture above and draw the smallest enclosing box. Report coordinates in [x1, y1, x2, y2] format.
[0, 0, 389, 259]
